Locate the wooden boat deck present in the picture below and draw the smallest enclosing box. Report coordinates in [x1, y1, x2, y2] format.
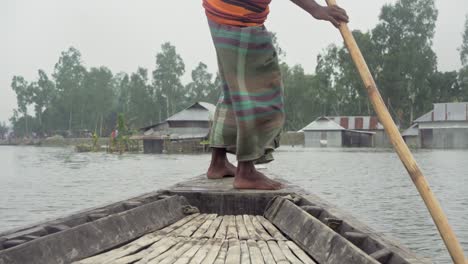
[76, 214, 317, 264]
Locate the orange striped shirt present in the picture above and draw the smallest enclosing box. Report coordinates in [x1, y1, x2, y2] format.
[203, 0, 271, 27]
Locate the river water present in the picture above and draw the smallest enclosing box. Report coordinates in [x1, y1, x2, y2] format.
[0, 146, 466, 263]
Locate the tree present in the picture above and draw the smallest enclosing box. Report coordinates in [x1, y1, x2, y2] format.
[185, 62, 218, 104]
[460, 15, 468, 100]
[0, 122, 8, 139]
[282, 63, 317, 130]
[82, 66, 115, 135]
[372, 0, 438, 124]
[11, 76, 32, 136]
[428, 71, 461, 103]
[460, 15, 468, 66]
[128, 68, 154, 127]
[52, 47, 86, 131]
[30, 70, 55, 132]
[152, 42, 185, 119]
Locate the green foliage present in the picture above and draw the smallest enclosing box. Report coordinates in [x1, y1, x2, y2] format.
[153, 42, 186, 120]
[185, 62, 219, 104]
[461, 15, 468, 66]
[0, 122, 8, 139]
[8, 2, 468, 137]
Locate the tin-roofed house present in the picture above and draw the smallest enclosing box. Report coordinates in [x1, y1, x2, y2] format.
[302, 116, 379, 147]
[135, 102, 216, 153]
[402, 102, 468, 149]
[301, 116, 381, 148]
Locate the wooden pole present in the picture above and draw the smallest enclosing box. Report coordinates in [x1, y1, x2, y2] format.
[324, 0, 467, 263]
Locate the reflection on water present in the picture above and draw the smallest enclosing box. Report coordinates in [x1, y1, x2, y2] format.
[0, 146, 467, 263]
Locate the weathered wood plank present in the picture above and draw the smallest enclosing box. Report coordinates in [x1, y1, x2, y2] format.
[247, 240, 264, 264]
[158, 239, 196, 264]
[136, 236, 181, 263]
[171, 214, 205, 236]
[226, 216, 238, 240]
[235, 215, 250, 240]
[277, 241, 303, 264]
[255, 216, 287, 241]
[285, 241, 317, 264]
[213, 240, 228, 264]
[243, 215, 260, 241]
[189, 239, 215, 264]
[112, 248, 154, 264]
[5, 196, 189, 264]
[225, 239, 241, 264]
[192, 215, 217, 238]
[267, 241, 289, 264]
[251, 216, 273, 241]
[239, 240, 251, 264]
[258, 240, 276, 263]
[265, 197, 380, 264]
[160, 214, 200, 235]
[214, 217, 227, 240]
[145, 240, 186, 264]
[203, 216, 223, 239]
[77, 233, 162, 264]
[178, 215, 209, 238]
[200, 239, 223, 264]
[173, 239, 207, 264]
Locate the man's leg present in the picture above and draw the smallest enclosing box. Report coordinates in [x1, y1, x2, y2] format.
[207, 147, 236, 179]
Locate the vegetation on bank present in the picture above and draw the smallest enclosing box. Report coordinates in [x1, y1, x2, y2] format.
[7, 0, 468, 139]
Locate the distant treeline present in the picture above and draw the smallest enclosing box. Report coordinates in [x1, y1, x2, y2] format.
[8, 0, 468, 138]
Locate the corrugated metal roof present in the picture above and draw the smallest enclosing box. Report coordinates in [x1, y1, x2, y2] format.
[414, 102, 468, 123]
[166, 102, 216, 122]
[301, 117, 346, 131]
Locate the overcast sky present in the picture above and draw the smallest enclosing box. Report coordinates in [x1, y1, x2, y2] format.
[1, 0, 467, 123]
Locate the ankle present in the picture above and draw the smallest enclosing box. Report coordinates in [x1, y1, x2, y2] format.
[237, 161, 256, 175]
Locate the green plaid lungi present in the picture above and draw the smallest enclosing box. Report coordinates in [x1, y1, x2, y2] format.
[208, 19, 285, 163]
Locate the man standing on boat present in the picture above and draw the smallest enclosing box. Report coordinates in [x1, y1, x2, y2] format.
[205, 0, 348, 190]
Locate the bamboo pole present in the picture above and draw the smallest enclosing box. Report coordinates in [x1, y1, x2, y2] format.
[324, 0, 467, 263]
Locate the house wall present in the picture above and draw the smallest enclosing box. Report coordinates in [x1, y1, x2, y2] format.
[342, 131, 374, 147]
[304, 131, 342, 147]
[403, 136, 421, 148]
[420, 128, 468, 149]
[143, 139, 164, 154]
[280, 132, 304, 146]
[373, 130, 392, 148]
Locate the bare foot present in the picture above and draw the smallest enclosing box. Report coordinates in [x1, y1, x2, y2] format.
[207, 160, 237, 179]
[234, 162, 283, 190]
